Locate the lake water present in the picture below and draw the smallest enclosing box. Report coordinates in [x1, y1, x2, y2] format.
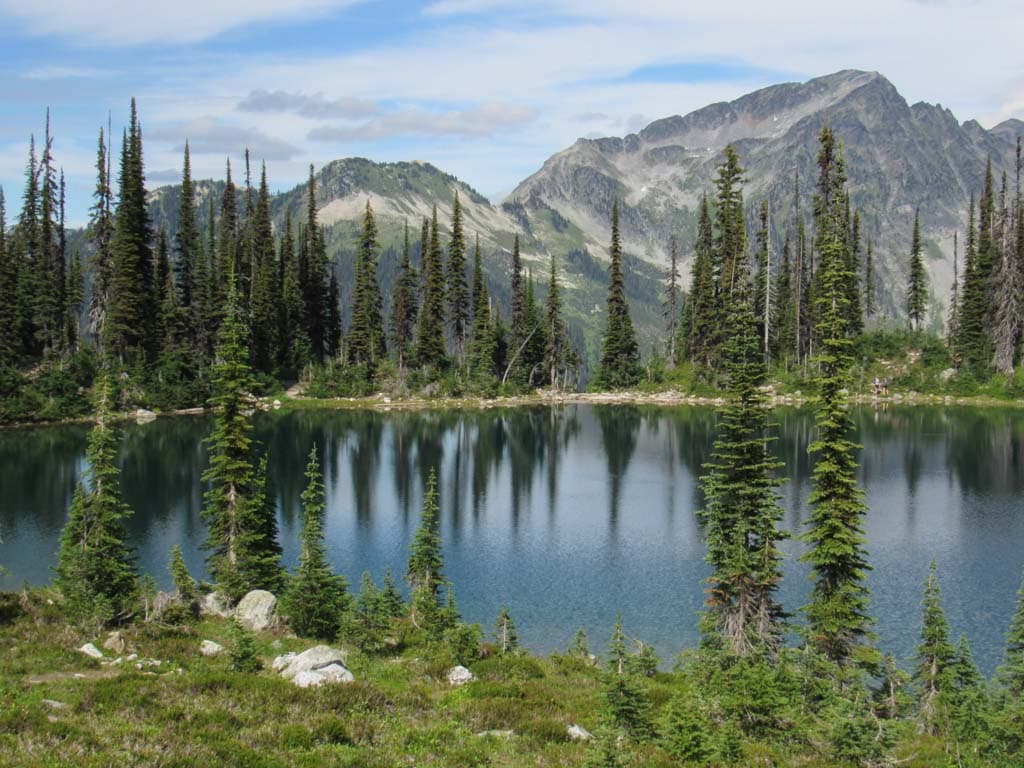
[2, 404, 1022, 675]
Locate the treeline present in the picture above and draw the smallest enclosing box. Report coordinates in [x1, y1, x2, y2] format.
[0, 102, 581, 423]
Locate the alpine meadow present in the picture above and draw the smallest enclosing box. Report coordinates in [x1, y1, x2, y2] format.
[3, 3, 1024, 766]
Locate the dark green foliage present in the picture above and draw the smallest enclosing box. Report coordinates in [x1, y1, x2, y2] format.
[907, 209, 928, 332]
[663, 234, 681, 365]
[593, 202, 641, 389]
[175, 143, 198, 314]
[495, 606, 519, 654]
[249, 164, 279, 374]
[282, 446, 350, 640]
[681, 195, 716, 366]
[415, 209, 448, 371]
[390, 222, 418, 372]
[446, 192, 469, 363]
[543, 254, 572, 389]
[348, 201, 386, 375]
[228, 617, 262, 673]
[300, 165, 330, 363]
[468, 235, 497, 393]
[601, 621, 655, 744]
[569, 627, 590, 658]
[800, 126, 874, 670]
[406, 469, 445, 630]
[698, 267, 787, 655]
[658, 683, 711, 764]
[54, 376, 138, 628]
[1003, 569, 1024, 696]
[278, 212, 310, 379]
[864, 238, 876, 321]
[87, 129, 114, 348]
[380, 569, 405, 619]
[714, 145, 747, 304]
[169, 544, 196, 603]
[349, 572, 390, 653]
[956, 195, 991, 376]
[913, 560, 955, 734]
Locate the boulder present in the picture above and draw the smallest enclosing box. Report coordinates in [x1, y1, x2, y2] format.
[235, 590, 278, 631]
[78, 643, 104, 660]
[273, 645, 348, 681]
[103, 631, 126, 655]
[135, 408, 156, 424]
[447, 665, 474, 686]
[200, 592, 233, 618]
[292, 663, 355, 688]
[199, 640, 224, 657]
[567, 723, 593, 742]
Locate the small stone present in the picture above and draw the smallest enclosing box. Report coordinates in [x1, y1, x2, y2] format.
[78, 643, 104, 660]
[199, 640, 224, 657]
[235, 590, 278, 631]
[476, 730, 514, 739]
[447, 665, 474, 687]
[41, 699, 67, 710]
[126, 653, 138, 662]
[272, 399, 282, 409]
[567, 724, 593, 741]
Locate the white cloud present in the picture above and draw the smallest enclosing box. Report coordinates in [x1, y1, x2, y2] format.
[148, 117, 301, 162]
[238, 90, 379, 119]
[308, 103, 538, 141]
[0, 0, 364, 45]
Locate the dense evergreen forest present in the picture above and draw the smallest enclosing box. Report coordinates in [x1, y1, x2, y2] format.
[2, 104, 1024, 766]
[2, 102, 1023, 424]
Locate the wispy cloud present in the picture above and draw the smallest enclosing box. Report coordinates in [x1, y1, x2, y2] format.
[238, 90, 379, 119]
[0, 0, 363, 45]
[148, 117, 302, 162]
[308, 103, 538, 141]
[21, 65, 118, 80]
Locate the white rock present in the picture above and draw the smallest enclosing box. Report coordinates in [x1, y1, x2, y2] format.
[291, 663, 355, 688]
[567, 724, 593, 741]
[78, 643, 104, 660]
[103, 631, 126, 654]
[135, 408, 156, 423]
[272, 399, 282, 409]
[447, 665, 474, 686]
[41, 699, 67, 710]
[235, 590, 278, 631]
[200, 592, 233, 618]
[476, 729, 514, 739]
[199, 640, 224, 657]
[274, 645, 349, 680]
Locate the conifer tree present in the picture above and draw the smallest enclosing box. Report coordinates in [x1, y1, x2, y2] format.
[87, 128, 114, 344]
[175, 143, 199, 313]
[521, 272, 547, 386]
[991, 141, 1022, 373]
[698, 276, 787, 655]
[544, 254, 568, 389]
[0, 188, 16, 365]
[947, 233, 960, 350]
[54, 375, 138, 627]
[279, 211, 310, 378]
[326, 267, 342, 359]
[250, 164, 279, 373]
[771, 232, 796, 363]
[602, 616, 654, 741]
[800, 126, 874, 669]
[201, 270, 281, 601]
[282, 445, 351, 640]
[913, 560, 955, 734]
[956, 195, 990, 376]
[663, 235, 681, 365]
[864, 238, 876, 321]
[351, 572, 390, 652]
[683, 195, 715, 366]
[846, 207, 864, 336]
[300, 165, 329, 362]
[495, 606, 519, 654]
[390, 221, 418, 373]
[406, 469, 445, 628]
[65, 249, 84, 350]
[594, 202, 641, 389]
[15, 136, 41, 359]
[907, 209, 928, 332]
[469, 235, 497, 391]
[446, 192, 469, 363]
[169, 544, 196, 603]
[752, 200, 772, 359]
[1002, 569, 1024, 696]
[229, 617, 261, 673]
[380, 569, 405, 618]
[349, 200, 386, 373]
[414, 208, 447, 370]
[504, 233, 527, 385]
[714, 145, 747, 303]
[105, 101, 154, 364]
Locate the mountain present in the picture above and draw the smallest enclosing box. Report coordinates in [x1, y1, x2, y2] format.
[146, 70, 1022, 360]
[510, 69, 1020, 322]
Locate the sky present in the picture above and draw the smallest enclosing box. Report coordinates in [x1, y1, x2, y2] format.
[1, 0, 1023, 226]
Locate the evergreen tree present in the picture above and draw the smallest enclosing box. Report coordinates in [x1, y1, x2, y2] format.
[249, 163, 279, 373]
[282, 445, 351, 640]
[947, 233, 960, 350]
[800, 126, 874, 669]
[406, 468, 445, 629]
[279, 211, 310, 378]
[1002, 569, 1024, 696]
[54, 375, 138, 627]
[414, 208, 447, 370]
[351, 572, 390, 652]
[169, 544, 196, 603]
[65, 249, 84, 350]
[228, 617, 262, 673]
[104, 101, 153, 364]
[846, 206, 864, 336]
[544, 254, 568, 389]
[246, 455, 286, 594]
[469, 235, 497, 391]
[390, 221, 418, 373]
[349, 200, 386, 373]
[201, 270, 281, 601]
[87, 128, 114, 345]
[991, 141, 1022, 373]
[0, 187, 14, 365]
[752, 200, 772, 360]
[770, 232, 796, 363]
[300, 165, 329, 362]
[714, 146, 747, 303]
[683, 195, 716, 366]
[593, 202, 641, 389]
[495, 606, 519, 654]
[446, 192, 469, 363]
[15, 136, 41, 359]
[380, 569, 405, 618]
[864, 238, 876, 321]
[698, 282, 787, 655]
[175, 143, 199, 314]
[603, 617, 654, 741]
[913, 560, 955, 734]
[956, 195, 990, 376]
[663, 235, 681, 365]
[907, 209, 928, 332]
[520, 272, 547, 386]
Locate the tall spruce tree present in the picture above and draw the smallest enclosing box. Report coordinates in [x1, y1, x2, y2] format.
[1002, 569, 1024, 696]
[446, 192, 469, 363]
[594, 202, 641, 389]
[282, 445, 351, 639]
[414, 207, 447, 370]
[0, 188, 14, 365]
[864, 238, 876, 321]
[406, 468, 445, 629]
[249, 163, 279, 373]
[54, 375, 138, 626]
[683, 195, 715, 366]
[907, 209, 928, 332]
[544, 254, 568, 389]
[714, 146, 747, 303]
[913, 560, 955, 735]
[800, 126, 874, 669]
[991, 141, 1022, 373]
[698, 264, 787, 655]
[349, 200, 387, 373]
[505, 233, 527, 384]
[663, 235, 681, 365]
[279, 211, 311, 378]
[469, 234, 497, 391]
[956, 195, 990, 376]
[87, 128, 114, 345]
[391, 221, 418, 373]
[175, 143, 199, 314]
[201, 269, 282, 601]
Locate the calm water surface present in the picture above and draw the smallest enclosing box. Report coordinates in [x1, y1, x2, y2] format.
[2, 404, 1022, 674]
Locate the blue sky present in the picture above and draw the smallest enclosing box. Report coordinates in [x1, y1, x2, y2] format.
[1, 0, 1022, 225]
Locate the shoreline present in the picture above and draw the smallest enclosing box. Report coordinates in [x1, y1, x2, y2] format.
[4, 388, 1023, 430]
